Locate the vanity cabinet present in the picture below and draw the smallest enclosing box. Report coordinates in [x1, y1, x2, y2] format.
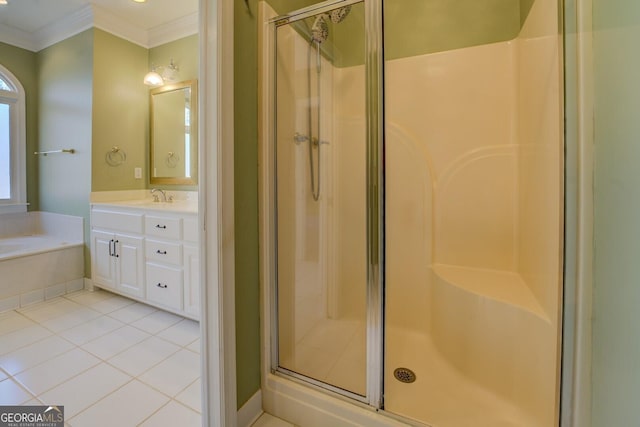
[91, 211, 145, 299]
[143, 214, 196, 316]
[90, 203, 199, 320]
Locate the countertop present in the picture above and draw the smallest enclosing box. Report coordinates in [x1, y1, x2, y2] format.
[91, 199, 198, 214]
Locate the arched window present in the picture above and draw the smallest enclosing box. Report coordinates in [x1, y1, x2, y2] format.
[0, 65, 26, 213]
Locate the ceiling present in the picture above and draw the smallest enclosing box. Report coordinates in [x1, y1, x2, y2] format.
[0, 0, 198, 51]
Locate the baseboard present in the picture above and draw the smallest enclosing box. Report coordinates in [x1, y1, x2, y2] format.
[83, 277, 94, 291]
[238, 390, 263, 427]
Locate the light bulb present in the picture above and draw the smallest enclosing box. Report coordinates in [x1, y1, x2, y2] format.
[143, 71, 164, 87]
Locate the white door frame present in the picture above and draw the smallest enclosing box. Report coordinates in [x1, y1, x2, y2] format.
[200, 0, 237, 425]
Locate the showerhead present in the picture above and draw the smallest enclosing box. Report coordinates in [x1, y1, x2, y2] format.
[329, 5, 351, 24]
[311, 15, 329, 43]
[310, 6, 351, 43]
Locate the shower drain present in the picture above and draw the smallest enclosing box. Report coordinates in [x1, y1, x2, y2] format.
[393, 367, 416, 384]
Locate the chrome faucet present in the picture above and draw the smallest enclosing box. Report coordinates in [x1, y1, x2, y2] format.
[151, 188, 167, 202]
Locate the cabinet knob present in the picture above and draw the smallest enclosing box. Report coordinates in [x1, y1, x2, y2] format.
[155, 224, 167, 229]
[156, 250, 167, 255]
[157, 283, 168, 289]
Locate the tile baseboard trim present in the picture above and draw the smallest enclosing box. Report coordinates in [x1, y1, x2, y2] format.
[238, 389, 263, 427]
[84, 277, 94, 291]
[0, 278, 85, 313]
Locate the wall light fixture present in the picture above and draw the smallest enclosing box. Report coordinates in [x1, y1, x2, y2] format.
[143, 59, 179, 87]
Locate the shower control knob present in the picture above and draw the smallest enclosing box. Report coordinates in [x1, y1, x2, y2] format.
[294, 133, 309, 144]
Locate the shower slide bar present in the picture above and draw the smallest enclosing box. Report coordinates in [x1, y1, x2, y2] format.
[34, 149, 75, 156]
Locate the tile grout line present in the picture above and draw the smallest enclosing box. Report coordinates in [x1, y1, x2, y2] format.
[1, 289, 203, 424]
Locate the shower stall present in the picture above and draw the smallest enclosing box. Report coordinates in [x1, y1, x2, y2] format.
[260, 0, 564, 425]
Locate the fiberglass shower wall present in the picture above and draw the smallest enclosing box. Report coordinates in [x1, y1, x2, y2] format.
[384, 0, 563, 425]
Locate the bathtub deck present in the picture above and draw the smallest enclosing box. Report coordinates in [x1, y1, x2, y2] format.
[0, 235, 83, 262]
[0, 236, 85, 313]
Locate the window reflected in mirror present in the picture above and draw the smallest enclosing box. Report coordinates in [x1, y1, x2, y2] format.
[150, 79, 198, 185]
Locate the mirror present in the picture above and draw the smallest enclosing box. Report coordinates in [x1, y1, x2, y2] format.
[150, 79, 198, 185]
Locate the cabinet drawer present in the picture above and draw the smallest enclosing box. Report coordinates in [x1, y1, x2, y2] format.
[183, 217, 198, 243]
[146, 239, 182, 265]
[145, 216, 181, 240]
[146, 263, 183, 310]
[92, 209, 143, 234]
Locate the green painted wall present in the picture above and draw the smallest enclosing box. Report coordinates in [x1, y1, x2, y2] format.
[269, 0, 536, 68]
[383, 0, 520, 62]
[235, 0, 261, 409]
[91, 32, 198, 193]
[520, 0, 535, 25]
[149, 34, 199, 191]
[0, 42, 39, 211]
[150, 35, 199, 84]
[592, 1, 640, 424]
[37, 29, 94, 275]
[92, 29, 148, 192]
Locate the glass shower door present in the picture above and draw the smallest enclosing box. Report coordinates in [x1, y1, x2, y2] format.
[273, 1, 369, 398]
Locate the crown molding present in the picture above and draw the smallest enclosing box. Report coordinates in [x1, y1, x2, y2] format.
[0, 23, 36, 52]
[32, 4, 94, 52]
[0, 4, 196, 52]
[148, 12, 198, 48]
[92, 4, 149, 48]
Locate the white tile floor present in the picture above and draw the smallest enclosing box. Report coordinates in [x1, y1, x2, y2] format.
[0, 289, 202, 426]
[252, 413, 295, 427]
[0, 288, 296, 427]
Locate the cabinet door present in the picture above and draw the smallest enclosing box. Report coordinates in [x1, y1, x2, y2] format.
[183, 245, 200, 318]
[92, 230, 116, 289]
[116, 234, 145, 298]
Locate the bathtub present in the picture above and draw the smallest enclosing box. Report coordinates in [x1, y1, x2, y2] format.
[0, 212, 85, 312]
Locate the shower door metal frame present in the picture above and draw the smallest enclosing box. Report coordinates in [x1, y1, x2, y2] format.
[268, 0, 385, 409]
